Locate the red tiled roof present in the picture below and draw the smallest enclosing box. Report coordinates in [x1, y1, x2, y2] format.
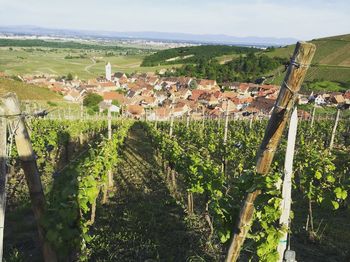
[190, 90, 208, 101]
[103, 92, 125, 103]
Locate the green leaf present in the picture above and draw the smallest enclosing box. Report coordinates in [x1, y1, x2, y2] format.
[334, 187, 348, 200]
[315, 171, 322, 180]
[331, 201, 339, 210]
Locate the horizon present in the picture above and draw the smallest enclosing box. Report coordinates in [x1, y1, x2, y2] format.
[0, 0, 349, 40]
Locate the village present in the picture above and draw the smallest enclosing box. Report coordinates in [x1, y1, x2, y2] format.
[21, 62, 350, 120]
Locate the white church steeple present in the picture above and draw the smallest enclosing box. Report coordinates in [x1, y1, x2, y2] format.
[105, 62, 112, 81]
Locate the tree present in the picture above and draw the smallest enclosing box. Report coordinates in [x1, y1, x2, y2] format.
[67, 73, 73, 81]
[83, 93, 103, 110]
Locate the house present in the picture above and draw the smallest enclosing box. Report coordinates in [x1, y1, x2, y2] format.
[221, 91, 238, 101]
[140, 96, 157, 107]
[197, 79, 218, 90]
[245, 97, 275, 115]
[189, 90, 208, 101]
[154, 91, 168, 105]
[221, 82, 240, 91]
[103, 92, 125, 105]
[198, 93, 219, 107]
[331, 94, 345, 105]
[217, 99, 237, 113]
[125, 105, 145, 119]
[315, 95, 326, 105]
[237, 83, 250, 94]
[98, 81, 117, 92]
[98, 101, 120, 113]
[154, 107, 171, 121]
[63, 90, 85, 102]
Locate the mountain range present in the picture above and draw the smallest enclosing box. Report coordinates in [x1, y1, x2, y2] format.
[0, 25, 298, 46]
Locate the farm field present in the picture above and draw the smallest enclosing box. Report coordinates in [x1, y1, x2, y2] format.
[0, 47, 180, 79]
[266, 34, 350, 84]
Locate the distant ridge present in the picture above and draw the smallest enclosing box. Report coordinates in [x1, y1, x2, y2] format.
[0, 25, 298, 46]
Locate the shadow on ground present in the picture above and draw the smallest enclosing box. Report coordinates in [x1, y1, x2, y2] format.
[89, 124, 215, 262]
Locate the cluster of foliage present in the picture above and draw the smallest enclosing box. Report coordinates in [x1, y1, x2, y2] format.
[64, 54, 88, 59]
[42, 120, 132, 259]
[141, 45, 260, 66]
[83, 93, 103, 113]
[143, 114, 349, 261]
[303, 80, 348, 92]
[165, 53, 286, 83]
[7, 119, 109, 207]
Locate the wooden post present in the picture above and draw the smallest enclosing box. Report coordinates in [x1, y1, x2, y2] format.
[169, 110, 174, 137]
[0, 106, 7, 262]
[107, 107, 112, 140]
[310, 105, 316, 127]
[186, 111, 190, 128]
[80, 101, 84, 119]
[226, 42, 316, 262]
[329, 109, 340, 150]
[277, 107, 298, 261]
[2, 93, 57, 262]
[202, 106, 205, 130]
[222, 100, 229, 174]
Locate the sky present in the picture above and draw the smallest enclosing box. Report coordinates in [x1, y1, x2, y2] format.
[0, 0, 349, 40]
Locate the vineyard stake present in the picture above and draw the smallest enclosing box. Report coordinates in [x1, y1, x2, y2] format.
[277, 106, 298, 261]
[108, 107, 112, 140]
[310, 105, 316, 127]
[222, 99, 229, 175]
[329, 109, 340, 150]
[0, 106, 7, 262]
[2, 93, 58, 262]
[225, 42, 316, 262]
[186, 111, 190, 128]
[169, 110, 174, 137]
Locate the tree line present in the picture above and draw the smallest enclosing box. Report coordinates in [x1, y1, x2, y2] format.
[164, 53, 287, 83]
[142, 45, 260, 66]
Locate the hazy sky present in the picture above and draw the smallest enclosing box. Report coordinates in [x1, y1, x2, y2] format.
[0, 0, 349, 39]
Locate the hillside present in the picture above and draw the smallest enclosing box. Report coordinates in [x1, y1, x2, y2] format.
[266, 34, 350, 84]
[141, 45, 259, 66]
[0, 77, 63, 101]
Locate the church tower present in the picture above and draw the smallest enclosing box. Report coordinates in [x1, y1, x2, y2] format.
[105, 62, 112, 81]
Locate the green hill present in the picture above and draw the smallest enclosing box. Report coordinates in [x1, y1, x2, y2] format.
[0, 77, 63, 101]
[141, 45, 259, 66]
[266, 34, 350, 84]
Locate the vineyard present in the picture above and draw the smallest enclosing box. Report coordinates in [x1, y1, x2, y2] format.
[0, 43, 349, 262]
[1, 98, 349, 261]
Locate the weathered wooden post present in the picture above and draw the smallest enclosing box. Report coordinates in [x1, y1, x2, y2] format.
[80, 101, 84, 119]
[222, 99, 229, 175]
[310, 105, 316, 127]
[202, 106, 205, 130]
[329, 109, 340, 150]
[226, 42, 316, 262]
[2, 93, 57, 262]
[277, 106, 298, 261]
[169, 110, 174, 137]
[107, 107, 112, 140]
[186, 111, 190, 128]
[0, 106, 7, 262]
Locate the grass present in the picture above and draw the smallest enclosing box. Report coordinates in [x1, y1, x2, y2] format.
[0, 77, 62, 101]
[0, 47, 179, 80]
